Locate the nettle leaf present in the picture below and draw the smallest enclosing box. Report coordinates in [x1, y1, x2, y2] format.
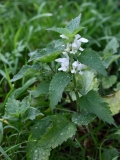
[66, 14, 84, 35]
[102, 75, 117, 89]
[72, 111, 96, 125]
[28, 40, 65, 62]
[27, 115, 76, 160]
[11, 64, 40, 82]
[47, 27, 71, 36]
[76, 71, 98, 95]
[104, 90, 120, 115]
[4, 97, 30, 120]
[30, 81, 49, 98]
[48, 14, 84, 37]
[49, 72, 72, 110]
[78, 48, 107, 76]
[79, 90, 115, 125]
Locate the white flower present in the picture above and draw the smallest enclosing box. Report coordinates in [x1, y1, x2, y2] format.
[64, 43, 71, 52]
[71, 34, 88, 54]
[60, 34, 69, 39]
[71, 60, 86, 74]
[55, 52, 69, 72]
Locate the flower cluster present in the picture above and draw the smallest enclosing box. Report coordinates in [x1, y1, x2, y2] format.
[55, 34, 88, 75]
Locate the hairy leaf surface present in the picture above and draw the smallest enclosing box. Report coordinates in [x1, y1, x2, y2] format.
[27, 115, 76, 160]
[78, 48, 107, 76]
[79, 90, 115, 125]
[49, 72, 72, 110]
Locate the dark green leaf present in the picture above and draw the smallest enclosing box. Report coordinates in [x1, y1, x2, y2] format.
[28, 40, 65, 62]
[27, 115, 76, 160]
[78, 48, 107, 76]
[31, 81, 49, 98]
[72, 111, 96, 125]
[49, 72, 72, 110]
[79, 90, 115, 125]
[11, 64, 40, 82]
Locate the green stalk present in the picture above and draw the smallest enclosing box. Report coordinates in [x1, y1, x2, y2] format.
[73, 75, 80, 112]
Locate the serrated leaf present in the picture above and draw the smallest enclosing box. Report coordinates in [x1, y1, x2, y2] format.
[102, 75, 117, 89]
[28, 40, 65, 62]
[49, 72, 72, 110]
[11, 64, 40, 82]
[78, 48, 107, 76]
[4, 97, 30, 120]
[66, 14, 81, 33]
[31, 81, 49, 98]
[79, 90, 115, 125]
[72, 112, 96, 125]
[48, 14, 84, 37]
[104, 90, 120, 115]
[27, 115, 76, 160]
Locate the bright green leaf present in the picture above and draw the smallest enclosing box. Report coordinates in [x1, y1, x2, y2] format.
[102, 148, 119, 160]
[78, 48, 107, 76]
[49, 72, 72, 110]
[0, 122, 3, 144]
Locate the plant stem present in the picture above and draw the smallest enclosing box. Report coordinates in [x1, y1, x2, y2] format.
[73, 75, 80, 112]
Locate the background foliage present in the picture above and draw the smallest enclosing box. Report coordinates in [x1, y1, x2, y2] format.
[0, 0, 120, 159]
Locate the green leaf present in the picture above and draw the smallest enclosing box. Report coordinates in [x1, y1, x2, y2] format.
[79, 90, 115, 125]
[104, 38, 119, 54]
[102, 75, 117, 89]
[103, 54, 120, 68]
[48, 14, 84, 37]
[0, 122, 3, 144]
[49, 72, 72, 110]
[27, 115, 76, 160]
[76, 71, 98, 95]
[28, 40, 65, 62]
[78, 48, 107, 76]
[47, 27, 71, 36]
[11, 64, 40, 82]
[72, 111, 96, 125]
[66, 14, 81, 33]
[102, 148, 119, 160]
[104, 90, 120, 115]
[10, 77, 37, 99]
[30, 81, 49, 98]
[4, 97, 30, 120]
[26, 107, 43, 120]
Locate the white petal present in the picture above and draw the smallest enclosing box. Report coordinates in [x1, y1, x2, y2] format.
[79, 47, 84, 51]
[60, 34, 69, 39]
[75, 34, 81, 40]
[80, 38, 88, 43]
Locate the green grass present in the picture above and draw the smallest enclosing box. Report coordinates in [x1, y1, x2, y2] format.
[0, 0, 120, 159]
